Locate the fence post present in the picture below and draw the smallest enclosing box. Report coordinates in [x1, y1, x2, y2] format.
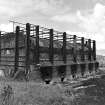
[63, 32, 66, 63]
[93, 40, 96, 61]
[88, 39, 92, 61]
[25, 23, 30, 75]
[14, 26, 20, 74]
[0, 31, 1, 63]
[35, 26, 39, 64]
[49, 29, 54, 64]
[73, 35, 77, 62]
[81, 37, 85, 61]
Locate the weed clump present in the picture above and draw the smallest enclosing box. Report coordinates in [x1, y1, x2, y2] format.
[0, 84, 14, 105]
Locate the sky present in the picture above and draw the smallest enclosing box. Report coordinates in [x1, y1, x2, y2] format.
[0, 0, 105, 51]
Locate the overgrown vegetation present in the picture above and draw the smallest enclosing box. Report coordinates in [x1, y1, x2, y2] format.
[0, 69, 105, 105]
[0, 84, 14, 105]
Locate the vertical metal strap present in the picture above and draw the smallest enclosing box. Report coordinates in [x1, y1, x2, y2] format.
[63, 32, 66, 63]
[81, 37, 85, 61]
[73, 35, 77, 62]
[93, 40, 96, 60]
[88, 39, 92, 61]
[36, 26, 39, 64]
[14, 26, 20, 74]
[49, 29, 53, 64]
[26, 23, 30, 74]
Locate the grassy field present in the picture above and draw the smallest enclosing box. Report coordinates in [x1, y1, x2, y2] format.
[0, 69, 105, 105]
[0, 80, 78, 105]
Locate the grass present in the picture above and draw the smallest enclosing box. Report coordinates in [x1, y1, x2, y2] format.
[0, 80, 77, 105]
[0, 68, 105, 105]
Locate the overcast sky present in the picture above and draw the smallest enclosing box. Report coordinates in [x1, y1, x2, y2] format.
[0, 0, 105, 50]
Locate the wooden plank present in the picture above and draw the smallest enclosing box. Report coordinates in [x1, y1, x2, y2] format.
[1, 55, 25, 58]
[0, 64, 25, 67]
[0, 60, 25, 62]
[49, 29, 54, 64]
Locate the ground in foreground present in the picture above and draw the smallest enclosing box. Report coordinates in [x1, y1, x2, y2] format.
[0, 69, 105, 105]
